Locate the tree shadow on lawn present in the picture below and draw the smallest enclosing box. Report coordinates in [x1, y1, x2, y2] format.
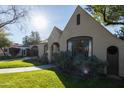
[0, 58, 41, 65]
[0, 57, 51, 69]
[0, 56, 24, 61]
[22, 59, 48, 66]
[48, 68, 124, 88]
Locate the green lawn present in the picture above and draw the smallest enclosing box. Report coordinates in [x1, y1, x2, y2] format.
[0, 59, 44, 68]
[0, 68, 124, 88]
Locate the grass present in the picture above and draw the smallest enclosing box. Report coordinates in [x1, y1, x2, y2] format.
[0, 68, 124, 88]
[0, 59, 44, 69]
[0, 69, 64, 88]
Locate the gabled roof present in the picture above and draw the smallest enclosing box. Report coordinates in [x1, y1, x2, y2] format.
[53, 26, 62, 34]
[48, 26, 62, 40]
[62, 5, 124, 42]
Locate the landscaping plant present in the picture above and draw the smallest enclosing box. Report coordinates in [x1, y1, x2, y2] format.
[53, 51, 107, 78]
[38, 53, 49, 64]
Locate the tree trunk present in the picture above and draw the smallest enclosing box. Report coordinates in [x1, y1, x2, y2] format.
[0, 48, 6, 56]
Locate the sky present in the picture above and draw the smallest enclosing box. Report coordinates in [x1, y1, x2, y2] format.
[3, 5, 121, 44]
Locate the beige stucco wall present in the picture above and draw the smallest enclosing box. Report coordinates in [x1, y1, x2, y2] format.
[48, 26, 62, 61]
[48, 6, 124, 77]
[38, 43, 46, 58]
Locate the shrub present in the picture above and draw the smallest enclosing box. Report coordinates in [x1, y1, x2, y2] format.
[53, 51, 107, 78]
[73, 55, 107, 77]
[52, 51, 75, 70]
[38, 53, 49, 64]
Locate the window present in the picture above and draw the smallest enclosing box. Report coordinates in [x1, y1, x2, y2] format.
[88, 41, 92, 57]
[23, 50, 26, 56]
[77, 14, 80, 25]
[68, 41, 72, 52]
[67, 36, 92, 57]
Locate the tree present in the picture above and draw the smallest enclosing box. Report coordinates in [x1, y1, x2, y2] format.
[23, 31, 41, 46]
[116, 26, 124, 40]
[23, 36, 29, 46]
[0, 5, 26, 30]
[29, 31, 41, 45]
[0, 31, 11, 56]
[86, 5, 124, 26]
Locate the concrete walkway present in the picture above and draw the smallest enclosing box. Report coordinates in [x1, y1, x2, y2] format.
[0, 64, 56, 74]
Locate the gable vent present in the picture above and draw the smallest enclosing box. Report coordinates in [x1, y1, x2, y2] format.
[77, 14, 80, 25]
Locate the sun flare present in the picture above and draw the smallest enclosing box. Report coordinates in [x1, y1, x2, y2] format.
[32, 15, 48, 30]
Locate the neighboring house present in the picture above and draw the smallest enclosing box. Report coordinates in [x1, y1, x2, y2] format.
[38, 6, 124, 77]
[4, 43, 30, 57]
[2, 43, 41, 57]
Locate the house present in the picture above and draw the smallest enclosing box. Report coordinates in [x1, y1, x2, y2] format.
[38, 40, 48, 58]
[2, 43, 41, 57]
[4, 43, 30, 57]
[38, 6, 124, 77]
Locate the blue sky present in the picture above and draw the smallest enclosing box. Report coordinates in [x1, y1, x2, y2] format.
[5, 5, 120, 44]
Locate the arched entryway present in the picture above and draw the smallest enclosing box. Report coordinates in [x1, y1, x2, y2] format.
[44, 44, 48, 55]
[107, 46, 119, 75]
[31, 46, 38, 57]
[51, 42, 60, 54]
[51, 42, 60, 61]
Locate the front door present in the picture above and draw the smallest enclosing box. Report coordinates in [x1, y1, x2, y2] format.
[107, 46, 119, 75]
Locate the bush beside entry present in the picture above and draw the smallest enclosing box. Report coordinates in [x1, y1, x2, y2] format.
[38, 53, 49, 64]
[53, 51, 107, 78]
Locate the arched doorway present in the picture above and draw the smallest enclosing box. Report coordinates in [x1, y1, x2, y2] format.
[31, 46, 38, 57]
[107, 46, 119, 75]
[51, 42, 60, 54]
[51, 42, 60, 62]
[44, 44, 48, 55]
